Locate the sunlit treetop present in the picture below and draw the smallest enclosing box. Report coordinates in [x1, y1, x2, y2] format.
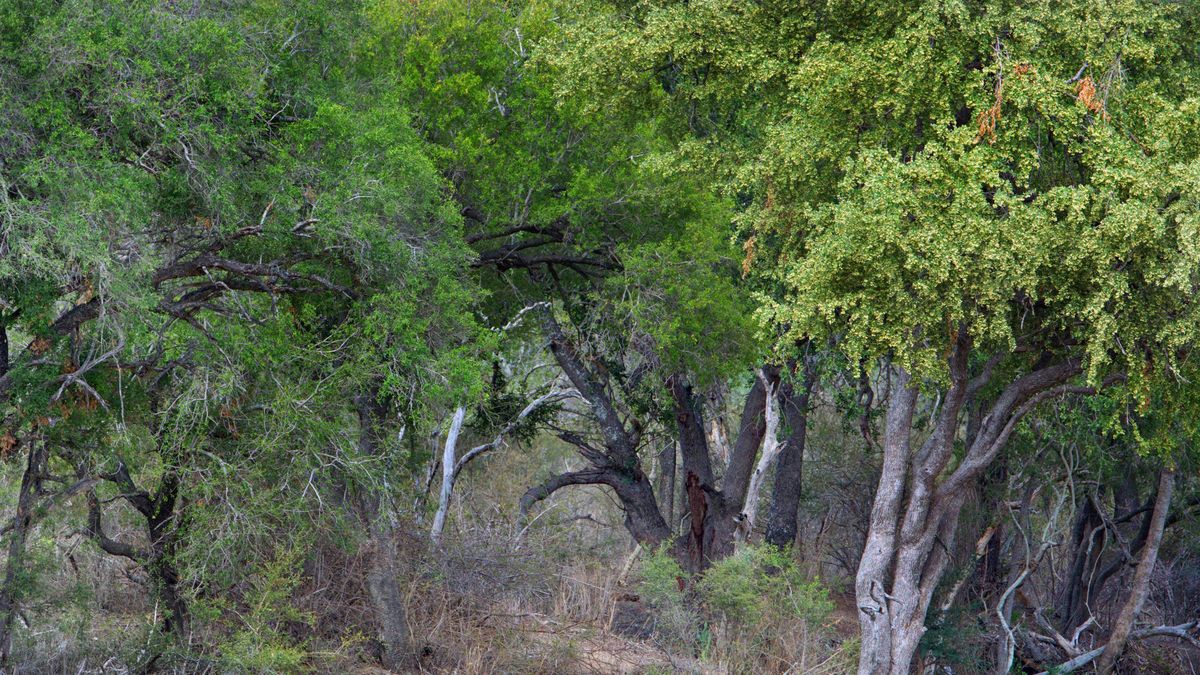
[550, 0, 1200, 388]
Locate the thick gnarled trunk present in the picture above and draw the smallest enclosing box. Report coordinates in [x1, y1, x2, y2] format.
[670, 368, 776, 571]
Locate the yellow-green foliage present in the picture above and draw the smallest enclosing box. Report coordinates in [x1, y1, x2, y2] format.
[552, 0, 1200, 389]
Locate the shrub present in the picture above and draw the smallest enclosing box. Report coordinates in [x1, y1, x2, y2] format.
[637, 544, 838, 671]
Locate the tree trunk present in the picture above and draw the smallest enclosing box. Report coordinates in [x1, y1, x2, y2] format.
[657, 441, 676, 530]
[86, 457, 191, 644]
[669, 368, 777, 570]
[1094, 466, 1175, 675]
[430, 406, 466, 540]
[855, 368, 918, 675]
[146, 473, 189, 641]
[0, 318, 8, 379]
[0, 437, 46, 665]
[355, 395, 413, 672]
[1055, 494, 1104, 632]
[737, 369, 782, 539]
[854, 342, 1087, 675]
[765, 354, 815, 549]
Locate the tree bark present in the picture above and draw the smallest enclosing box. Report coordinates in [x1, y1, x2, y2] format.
[1038, 620, 1200, 674]
[87, 459, 191, 643]
[533, 307, 671, 546]
[0, 437, 46, 665]
[432, 391, 571, 540]
[354, 394, 413, 672]
[737, 369, 783, 539]
[668, 368, 778, 569]
[430, 406, 467, 540]
[855, 367, 918, 675]
[0, 316, 8, 379]
[657, 441, 676, 530]
[669, 376, 715, 488]
[146, 473, 189, 641]
[1056, 493, 1104, 632]
[1094, 466, 1175, 675]
[855, 340, 1089, 675]
[765, 353, 816, 549]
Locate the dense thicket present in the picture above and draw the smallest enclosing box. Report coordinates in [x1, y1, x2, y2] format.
[0, 1, 1197, 673]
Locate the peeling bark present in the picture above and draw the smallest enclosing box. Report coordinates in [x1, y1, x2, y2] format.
[430, 406, 467, 540]
[737, 369, 783, 540]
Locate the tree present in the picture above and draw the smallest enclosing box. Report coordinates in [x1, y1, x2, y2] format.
[0, 1, 492, 667]
[553, 0, 1200, 671]
[370, 0, 784, 567]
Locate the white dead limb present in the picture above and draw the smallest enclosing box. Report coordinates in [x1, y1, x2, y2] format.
[430, 390, 575, 540]
[429, 406, 467, 541]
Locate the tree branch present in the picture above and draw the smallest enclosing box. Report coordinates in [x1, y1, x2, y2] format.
[518, 468, 616, 515]
[1036, 620, 1200, 674]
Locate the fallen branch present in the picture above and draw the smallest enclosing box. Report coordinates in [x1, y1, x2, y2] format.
[1036, 620, 1200, 674]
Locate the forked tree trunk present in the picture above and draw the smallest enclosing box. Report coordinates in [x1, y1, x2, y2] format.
[855, 337, 1090, 675]
[855, 368, 918, 675]
[669, 368, 776, 570]
[737, 370, 782, 539]
[1094, 466, 1175, 675]
[520, 307, 673, 546]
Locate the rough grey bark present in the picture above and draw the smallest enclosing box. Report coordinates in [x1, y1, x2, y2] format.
[1095, 466, 1176, 675]
[765, 354, 816, 549]
[855, 367, 918, 675]
[354, 394, 413, 672]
